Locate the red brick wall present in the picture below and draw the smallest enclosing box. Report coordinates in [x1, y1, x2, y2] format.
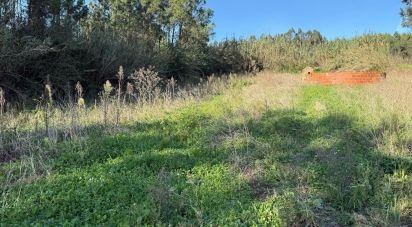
[304, 72, 386, 85]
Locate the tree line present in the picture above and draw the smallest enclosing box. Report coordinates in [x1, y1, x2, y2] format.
[0, 0, 218, 103]
[0, 0, 411, 104]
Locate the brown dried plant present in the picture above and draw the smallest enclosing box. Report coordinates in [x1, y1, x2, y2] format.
[129, 66, 161, 104]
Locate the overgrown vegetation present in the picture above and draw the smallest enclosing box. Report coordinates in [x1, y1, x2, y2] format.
[1, 67, 412, 225]
[1, 0, 412, 225]
[0, 1, 411, 103]
[231, 29, 412, 73]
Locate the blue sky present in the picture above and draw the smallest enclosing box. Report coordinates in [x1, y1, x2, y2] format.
[206, 0, 411, 40]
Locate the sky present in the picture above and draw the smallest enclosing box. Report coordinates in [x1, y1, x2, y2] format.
[206, 0, 411, 41]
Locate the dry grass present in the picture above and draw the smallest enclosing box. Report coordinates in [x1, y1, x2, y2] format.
[333, 69, 412, 118]
[227, 72, 302, 121]
[366, 69, 412, 117]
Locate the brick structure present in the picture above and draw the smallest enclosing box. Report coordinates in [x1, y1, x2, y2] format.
[303, 70, 386, 85]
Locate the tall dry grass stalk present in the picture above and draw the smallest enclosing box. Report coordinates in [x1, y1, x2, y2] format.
[44, 78, 54, 139]
[75, 81, 85, 109]
[125, 82, 134, 104]
[116, 66, 124, 126]
[163, 77, 176, 104]
[101, 80, 114, 128]
[0, 87, 5, 117]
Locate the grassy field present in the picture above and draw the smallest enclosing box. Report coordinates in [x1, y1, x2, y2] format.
[1, 70, 412, 226]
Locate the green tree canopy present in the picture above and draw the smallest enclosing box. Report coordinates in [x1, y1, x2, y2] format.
[401, 0, 412, 27]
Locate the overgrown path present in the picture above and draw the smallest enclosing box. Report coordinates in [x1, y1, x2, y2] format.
[1, 72, 412, 226]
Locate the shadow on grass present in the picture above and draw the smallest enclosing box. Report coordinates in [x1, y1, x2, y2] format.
[1, 108, 412, 225]
[245, 109, 412, 225]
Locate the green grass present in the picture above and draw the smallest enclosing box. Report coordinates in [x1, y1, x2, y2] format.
[400, 64, 412, 70]
[1, 75, 412, 226]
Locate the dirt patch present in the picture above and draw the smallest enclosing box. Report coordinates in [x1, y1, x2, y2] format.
[237, 163, 273, 200]
[248, 177, 273, 200]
